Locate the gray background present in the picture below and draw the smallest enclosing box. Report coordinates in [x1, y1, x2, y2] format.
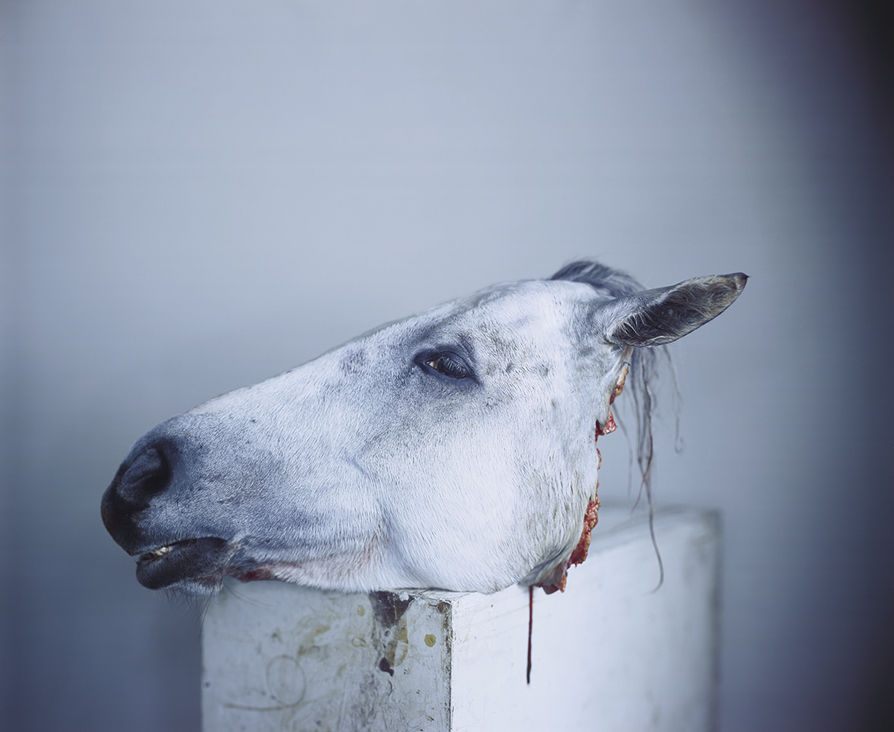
[2, 1, 892, 730]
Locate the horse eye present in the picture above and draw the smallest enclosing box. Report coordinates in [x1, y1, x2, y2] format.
[421, 353, 472, 380]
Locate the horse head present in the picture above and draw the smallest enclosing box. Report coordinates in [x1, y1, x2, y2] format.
[101, 261, 745, 594]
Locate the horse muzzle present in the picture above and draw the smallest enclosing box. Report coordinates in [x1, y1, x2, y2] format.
[101, 430, 234, 590]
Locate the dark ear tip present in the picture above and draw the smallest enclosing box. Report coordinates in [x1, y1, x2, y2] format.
[726, 272, 748, 291]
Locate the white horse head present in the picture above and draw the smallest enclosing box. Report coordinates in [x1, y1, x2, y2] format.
[102, 261, 745, 595]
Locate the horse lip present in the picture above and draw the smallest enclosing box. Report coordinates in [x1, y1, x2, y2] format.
[134, 537, 229, 590]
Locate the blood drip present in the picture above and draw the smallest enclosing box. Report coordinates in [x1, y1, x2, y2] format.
[526, 585, 534, 684]
[526, 372, 627, 679]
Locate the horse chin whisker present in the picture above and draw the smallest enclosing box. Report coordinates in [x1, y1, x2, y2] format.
[161, 576, 222, 599]
[218, 577, 275, 609]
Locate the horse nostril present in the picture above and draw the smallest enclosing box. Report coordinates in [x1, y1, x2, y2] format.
[117, 445, 172, 503]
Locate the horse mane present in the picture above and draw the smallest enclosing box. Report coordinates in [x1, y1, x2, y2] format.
[551, 260, 676, 584]
[549, 260, 644, 301]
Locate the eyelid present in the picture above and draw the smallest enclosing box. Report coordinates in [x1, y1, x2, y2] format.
[428, 354, 466, 377]
[415, 348, 476, 381]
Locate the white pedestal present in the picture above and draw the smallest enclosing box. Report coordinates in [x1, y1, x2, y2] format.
[202, 506, 720, 731]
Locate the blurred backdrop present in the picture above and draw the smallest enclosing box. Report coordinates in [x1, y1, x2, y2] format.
[2, 1, 892, 730]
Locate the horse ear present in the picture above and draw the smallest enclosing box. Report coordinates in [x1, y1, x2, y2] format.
[599, 273, 747, 347]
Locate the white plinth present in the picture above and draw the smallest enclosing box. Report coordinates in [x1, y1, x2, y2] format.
[202, 506, 720, 731]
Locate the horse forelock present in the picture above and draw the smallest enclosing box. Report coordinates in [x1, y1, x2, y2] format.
[549, 260, 643, 300]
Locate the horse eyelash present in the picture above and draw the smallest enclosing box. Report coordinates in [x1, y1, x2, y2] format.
[425, 354, 472, 379]
[415, 349, 474, 381]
